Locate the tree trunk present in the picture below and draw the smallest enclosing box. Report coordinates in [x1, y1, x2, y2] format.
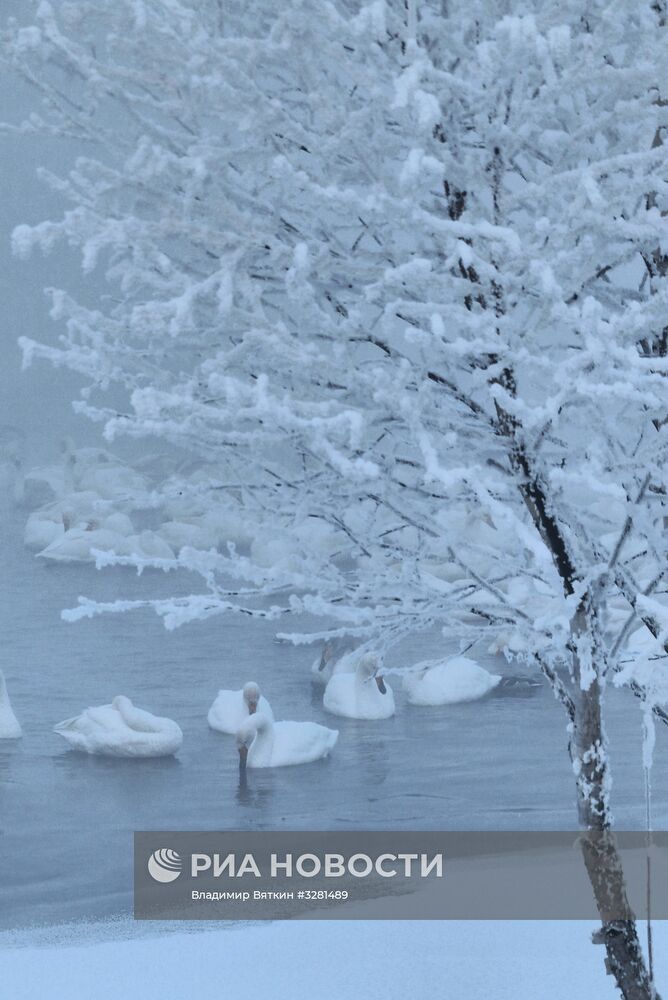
[570, 627, 658, 1000]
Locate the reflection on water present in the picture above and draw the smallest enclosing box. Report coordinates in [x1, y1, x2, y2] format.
[235, 769, 277, 814]
[0, 498, 660, 930]
[52, 752, 183, 774]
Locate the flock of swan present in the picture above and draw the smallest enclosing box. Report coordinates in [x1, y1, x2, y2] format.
[22, 440, 342, 567]
[22, 441, 253, 563]
[1, 439, 544, 767]
[0, 644, 526, 767]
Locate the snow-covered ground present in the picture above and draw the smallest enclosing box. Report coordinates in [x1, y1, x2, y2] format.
[4, 918, 666, 1000]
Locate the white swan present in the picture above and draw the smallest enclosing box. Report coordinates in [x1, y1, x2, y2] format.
[160, 489, 253, 548]
[236, 712, 338, 768]
[158, 519, 221, 553]
[53, 695, 182, 757]
[310, 638, 359, 686]
[61, 440, 148, 499]
[0, 671, 22, 739]
[402, 656, 501, 706]
[208, 681, 274, 734]
[126, 530, 175, 561]
[102, 512, 135, 536]
[323, 653, 395, 720]
[25, 509, 66, 551]
[38, 524, 134, 563]
[75, 463, 147, 500]
[26, 440, 144, 500]
[36, 518, 175, 565]
[24, 491, 105, 550]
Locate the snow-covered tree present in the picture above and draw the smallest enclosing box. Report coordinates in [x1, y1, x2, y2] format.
[4, 2, 668, 994]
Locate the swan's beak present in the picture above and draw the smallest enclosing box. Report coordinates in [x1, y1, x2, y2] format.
[238, 744, 248, 769]
[248, 700, 258, 715]
[375, 675, 387, 695]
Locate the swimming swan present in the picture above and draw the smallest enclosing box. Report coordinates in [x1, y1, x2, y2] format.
[323, 653, 395, 720]
[38, 523, 172, 565]
[208, 681, 274, 734]
[402, 656, 501, 706]
[0, 671, 22, 739]
[24, 491, 105, 550]
[236, 712, 338, 768]
[27, 440, 145, 500]
[310, 637, 358, 686]
[53, 695, 182, 757]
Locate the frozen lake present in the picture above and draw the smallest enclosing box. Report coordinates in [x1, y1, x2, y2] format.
[0, 488, 664, 931]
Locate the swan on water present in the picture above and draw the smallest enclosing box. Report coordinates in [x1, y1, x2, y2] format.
[53, 695, 182, 757]
[24, 491, 106, 550]
[323, 653, 395, 720]
[236, 712, 338, 768]
[127, 530, 175, 561]
[38, 523, 134, 562]
[0, 671, 22, 739]
[26, 440, 144, 501]
[310, 637, 359, 686]
[158, 519, 221, 553]
[37, 521, 173, 564]
[402, 656, 501, 706]
[208, 681, 274, 734]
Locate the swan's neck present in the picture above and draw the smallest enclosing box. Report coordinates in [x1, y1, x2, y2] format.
[115, 700, 156, 733]
[63, 454, 77, 493]
[0, 675, 16, 724]
[248, 721, 274, 766]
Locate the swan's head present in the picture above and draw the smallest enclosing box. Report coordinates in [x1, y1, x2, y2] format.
[358, 653, 387, 694]
[319, 636, 356, 671]
[242, 681, 261, 715]
[323, 637, 351, 664]
[236, 712, 270, 768]
[61, 439, 77, 477]
[317, 641, 336, 673]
